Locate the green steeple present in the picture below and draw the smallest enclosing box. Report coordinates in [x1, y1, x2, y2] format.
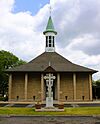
[43, 16, 57, 35]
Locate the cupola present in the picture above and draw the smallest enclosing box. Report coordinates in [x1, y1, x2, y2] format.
[43, 16, 57, 52]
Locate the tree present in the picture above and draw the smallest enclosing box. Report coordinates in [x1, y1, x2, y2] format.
[95, 79, 100, 86]
[0, 50, 26, 97]
[92, 79, 100, 87]
[92, 79, 100, 99]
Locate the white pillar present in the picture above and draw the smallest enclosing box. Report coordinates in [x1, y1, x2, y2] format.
[89, 74, 92, 101]
[73, 73, 76, 100]
[41, 73, 44, 102]
[9, 74, 12, 101]
[57, 73, 60, 102]
[25, 73, 28, 101]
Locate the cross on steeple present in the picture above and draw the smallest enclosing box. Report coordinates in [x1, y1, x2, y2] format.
[49, 5, 52, 16]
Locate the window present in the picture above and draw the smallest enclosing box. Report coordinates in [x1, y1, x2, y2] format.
[16, 96, 19, 100]
[46, 36, 55, 48]
[46, 36, 48, 47]
[53, 36, 54, 47]
[49, 36, 51, 40]
[49, 43, 51, 47]
[33, 96, 35, 101]
[49, 36, 52, 47]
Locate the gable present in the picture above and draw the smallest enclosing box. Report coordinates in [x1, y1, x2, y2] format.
[44, 66, 56, 72]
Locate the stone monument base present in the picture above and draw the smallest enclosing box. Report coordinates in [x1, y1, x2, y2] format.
[46, 97, 53, 107]
[35, 107, 64, 112]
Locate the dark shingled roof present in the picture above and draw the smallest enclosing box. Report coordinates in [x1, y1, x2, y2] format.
[6, 52, 97, 73]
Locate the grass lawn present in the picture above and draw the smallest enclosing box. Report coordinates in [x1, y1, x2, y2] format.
[0, 107, 100, 115]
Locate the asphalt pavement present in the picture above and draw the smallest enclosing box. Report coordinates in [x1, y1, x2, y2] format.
[0, 115, 100, 124]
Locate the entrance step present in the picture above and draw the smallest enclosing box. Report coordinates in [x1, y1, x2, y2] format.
[26, 104, 34, 108]
[71, 104, 79, 107]
[35, 107, 64, 112]
[5, 104, 14, 107]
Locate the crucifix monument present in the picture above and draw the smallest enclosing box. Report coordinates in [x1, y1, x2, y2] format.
[44, 73, 56, 107]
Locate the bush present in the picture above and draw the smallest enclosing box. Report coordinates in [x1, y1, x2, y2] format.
[35, 102, 41, 109]
[58, 103, 64, 109]
[0, 96, 8, 101]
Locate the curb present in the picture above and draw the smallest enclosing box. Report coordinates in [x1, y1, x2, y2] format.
[0, 115, 100, 118]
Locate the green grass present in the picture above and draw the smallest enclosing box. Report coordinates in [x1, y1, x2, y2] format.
[0, 107, 100, 115]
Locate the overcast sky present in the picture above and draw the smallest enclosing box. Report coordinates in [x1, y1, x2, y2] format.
[0, 0, 100, 80]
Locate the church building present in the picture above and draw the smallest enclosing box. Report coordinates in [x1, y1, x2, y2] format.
[6, 16, 97, 103]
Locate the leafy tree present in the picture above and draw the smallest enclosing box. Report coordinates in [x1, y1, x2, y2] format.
[92, 79, 100, 87]
[95, 79, 100, 86]
[92, 80, 96, 87]
[92, 79, 100, 99]
[0, 50, 26, 97]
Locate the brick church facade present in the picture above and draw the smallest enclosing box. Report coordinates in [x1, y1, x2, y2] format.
[6, 16, 97, 103]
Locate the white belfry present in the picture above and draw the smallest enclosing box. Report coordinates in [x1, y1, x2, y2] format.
[43, 16, 57, 52]
[44, 73, 56, 107]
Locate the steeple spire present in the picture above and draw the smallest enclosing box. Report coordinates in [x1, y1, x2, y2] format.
[43, 16, 57, 52]
[43, 16, 57, 35]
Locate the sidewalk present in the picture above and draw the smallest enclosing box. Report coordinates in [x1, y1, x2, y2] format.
[0, 100, 100, 108]
[0, 100, 100, 104]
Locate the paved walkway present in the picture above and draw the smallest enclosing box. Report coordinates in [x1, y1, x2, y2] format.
[1, 100, 100, 104]
[0, 116, 100, 124]
[0, 100, 100, 107]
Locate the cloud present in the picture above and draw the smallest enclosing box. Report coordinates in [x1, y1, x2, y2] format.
[51, 0, 100, 55]
[0, 0, 99, 80]
[0, 0, 49, 61]
[68, 34, 100, 55]
[0, 0, 14, 14]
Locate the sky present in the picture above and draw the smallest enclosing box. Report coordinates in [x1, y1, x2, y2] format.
[0, 0, 100, 80]
[13, 0, 49, 15]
